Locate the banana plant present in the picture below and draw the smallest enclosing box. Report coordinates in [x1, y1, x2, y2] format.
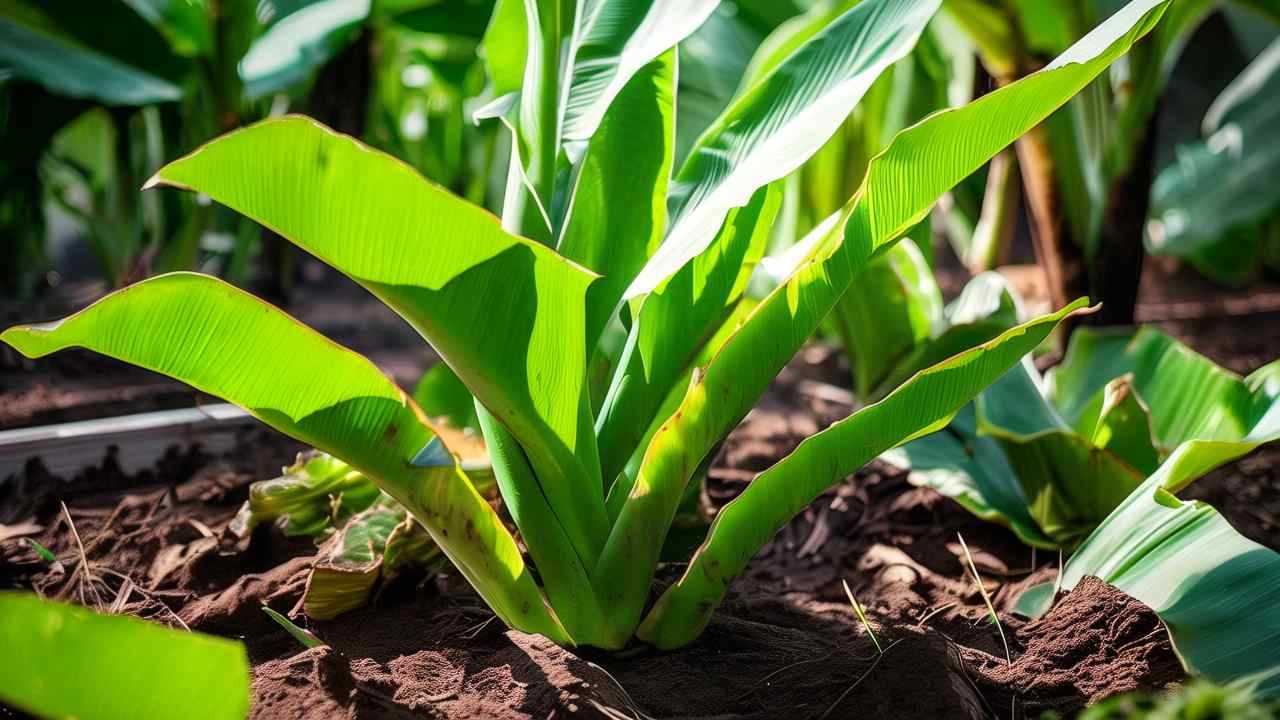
[3, 0, 1171, 649]
[0, 0, 415, 293]
[888, 326, 1280, 548]
[1147, 35, 1280, 285]
[947, 0, 1280, 326]
[1011, 358, 1280, 695]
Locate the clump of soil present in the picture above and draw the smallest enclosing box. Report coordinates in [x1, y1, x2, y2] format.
[250, 593, 987, 720]
[972, 577, 1185, 715]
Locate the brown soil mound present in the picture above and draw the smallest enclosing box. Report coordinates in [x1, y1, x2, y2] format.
[249, 593, 987, 720]
[972, 576, 1185, 715]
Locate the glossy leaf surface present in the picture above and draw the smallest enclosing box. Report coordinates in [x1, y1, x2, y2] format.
[0, 593, 250, 720]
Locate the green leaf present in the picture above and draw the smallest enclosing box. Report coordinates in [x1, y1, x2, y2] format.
[1148, 38, 1280, 261]
[915, 327, 1280, 550]
[230, 451, 382, 539]
[740, 0, 861, 89]
[595, 184, 780, 484]
[0, 592, 250, 720]
[1053, 458, 1280, 695]
[480, 0, 526, 98]
[304, 495, 445, 620]
[975, 360, 1145, 546]
[883, 404, 1055, 548]
[626, 0, 942, 297]
[561, 0, 717, 154]
[502, 0, 576, 240]
[674, 5, 763, 162]
[240, 0, 372, 100]
[146, 116, 607, 568]
[412, 363, 480, 434]
[1088, 375, 1160, 474]
[558, 50, 676, 345]
[831, 239, 944, 399]
[638, 300, 1090, 648]
[262, 606, 325, 649]
[599, 0, 1172, 646]
[122, 0, 213, 57]
[868, 271, 1022, 399]
[0, 4, 182, 105]
[0, 272, 568, 642]
[1046, 328, 1254, 454]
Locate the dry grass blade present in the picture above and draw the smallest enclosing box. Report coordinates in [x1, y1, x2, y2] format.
[957, 532, 1010, 664]
[584, 661, 654, 720]
[841, 579, 882, 654]
[61, 501, 104, 610]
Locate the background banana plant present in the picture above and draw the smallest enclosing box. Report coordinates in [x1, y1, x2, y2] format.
[946, 0, 1280, 325]
[3, 0, 1171, 649]
[0, 0, 501, 297]
[889, 327, 1280, 548]
[1147, 34, 1280, 285]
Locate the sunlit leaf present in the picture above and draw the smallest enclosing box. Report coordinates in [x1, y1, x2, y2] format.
[626, 0, 942, 297]
[0, 592, 250, 720]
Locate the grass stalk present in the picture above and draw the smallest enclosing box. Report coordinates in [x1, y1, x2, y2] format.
[957, 532, 1011, 665]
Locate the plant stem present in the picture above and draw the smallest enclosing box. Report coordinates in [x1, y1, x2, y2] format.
[966, 149, 1019, 273]
[1014, 124, 1090, 317]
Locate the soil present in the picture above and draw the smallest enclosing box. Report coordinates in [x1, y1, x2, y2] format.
[1, 350, 1211, 720]
[3, 260, 1279, 718]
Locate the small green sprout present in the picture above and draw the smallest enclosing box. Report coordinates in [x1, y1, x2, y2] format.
[261, 606, 325, 650]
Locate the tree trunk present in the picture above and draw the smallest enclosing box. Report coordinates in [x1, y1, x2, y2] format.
[1088, 110, 1159, 327]
[1014, 126, 1090, 314]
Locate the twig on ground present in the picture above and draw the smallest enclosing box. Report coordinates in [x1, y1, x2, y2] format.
[817, 638, 905, 720]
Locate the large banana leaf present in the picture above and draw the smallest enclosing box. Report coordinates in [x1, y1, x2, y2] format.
[883, 404, 1056, 547]
[1147, 37, 1280, 267]
[1036, 362, 1280, 694]
[0, 273, 567, 642]
[561, 0, 717, 153]
[596, 0, 1174, 645]
[0, 1, 182, 105]
[625, 0, 942, 297]
[594, 185, 780, 484]
[240, 0, 372, 100]
[974, 360, 1147, 546]
[903, 327, 1276, 547]
[597, 0, 938, 492]
[557, 50, 676, 346]
[0, 592, 249, 720]
[638, 300, 1090, 647]
[146, 116, 608, 567]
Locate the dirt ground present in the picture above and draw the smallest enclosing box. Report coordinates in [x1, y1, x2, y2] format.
[2, 258, 1279, 718]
